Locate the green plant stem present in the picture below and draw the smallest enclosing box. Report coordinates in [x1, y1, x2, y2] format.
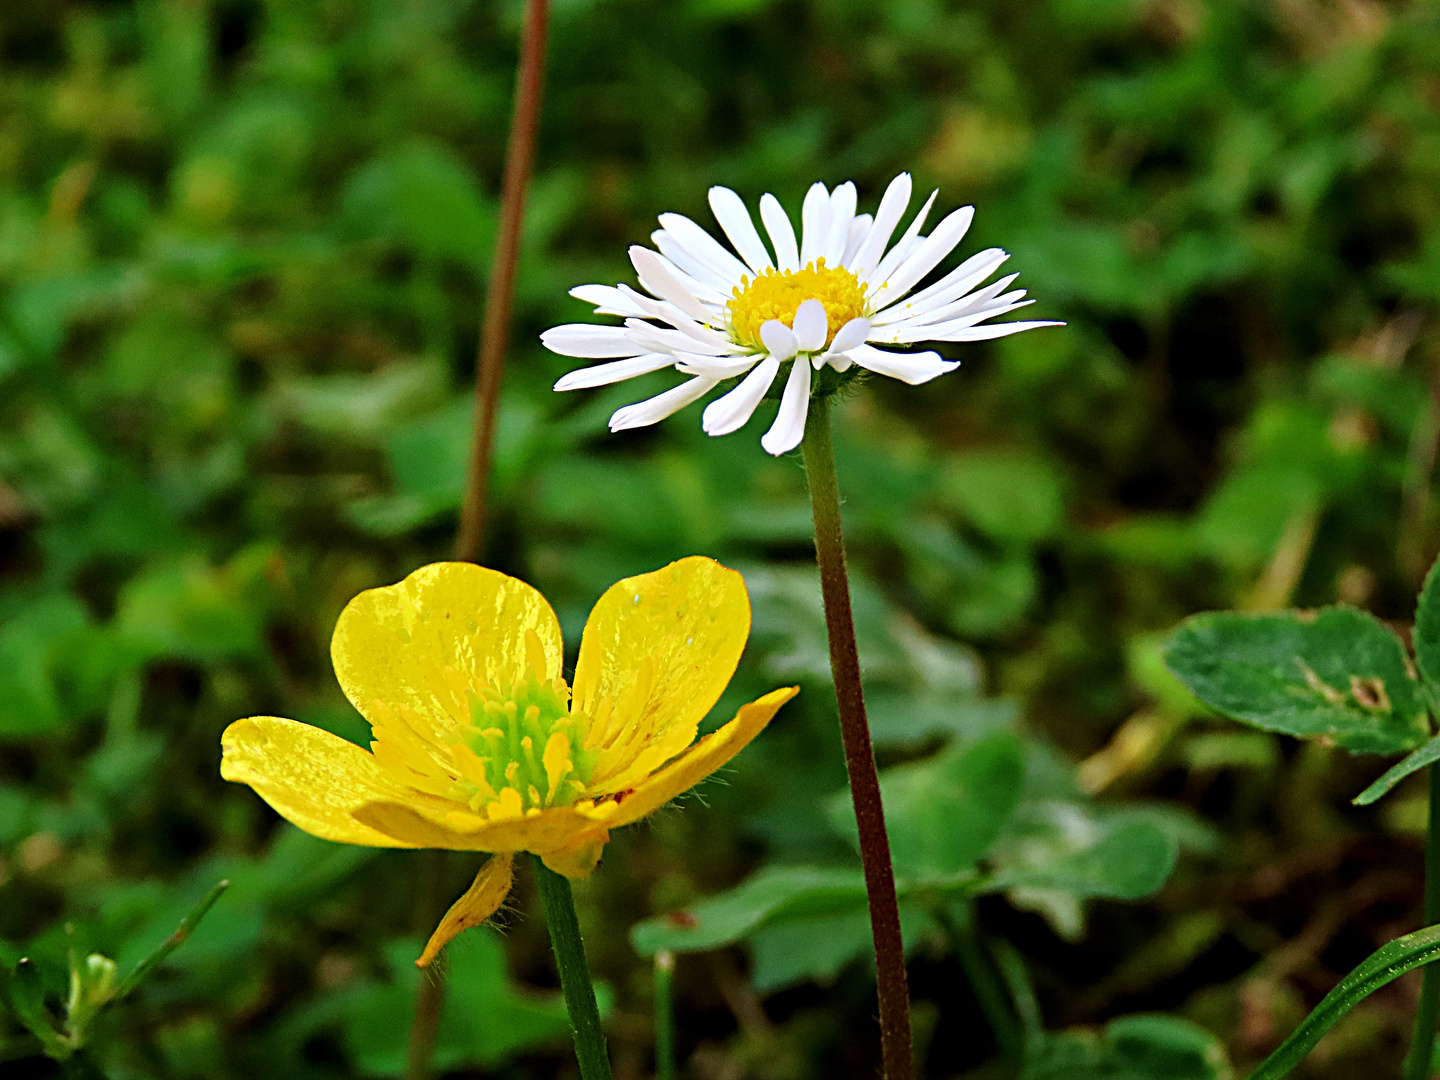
[532, 856, 612, 1080]
[800, 391, 914, 1080]
[655, 950, 676, 1080]
[940, 904, 1021, 1062]
[1406, 763, 1440, 1080]
[407, 2, 551, 1073]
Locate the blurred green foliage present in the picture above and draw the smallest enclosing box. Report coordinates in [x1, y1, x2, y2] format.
[3, 0, 1440, 1077]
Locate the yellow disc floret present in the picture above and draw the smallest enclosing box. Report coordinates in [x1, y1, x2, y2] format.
[451, 630, 599, 816]
[727, 258, 868, 351]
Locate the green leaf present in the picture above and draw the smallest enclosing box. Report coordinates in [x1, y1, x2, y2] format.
[1163, 607, 1429, 755]
[938, 450, 1064, 544]
[746, 900, 932, 995]
[115, 549, 276, 664]
[746, 908, 872, 994]
[0, 593, 91, 736]
[339, 143, 495, 270]
[3, 957, 68, 1058]
[827, 732, 1026, 880]
[1353, 734, 1440, 805]
[987, 819, 1178, 902]
[1022, 1013, 1229, 1080]
[343, 934, 581, 1076]
[1245, 922, 1440, 1080]
[1414, 553, 1440, 697]
[630, 866, 867, 956]
[1196, 466, 1321, 571]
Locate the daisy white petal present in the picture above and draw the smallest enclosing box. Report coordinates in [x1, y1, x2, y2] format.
[609, 376, 719, 432]
[760, 319, 798, 362]
[542, 324, 648, 358]
[823, 182, 857, 266]
[827, 351, 855, 372]
[894, 274, 1024, 331]
[675, 352, 761, 378]
[630, 246, 720, 326]
[615, 285, 735, 349]
[761, 356, 812, 456]
[554, 353, 676, 391]
[760, 193, 800, 273]
[702, 356, 780, 435]
[799, 182, 832, 267]
[866, 187, 937, 287]
[709, 187, 774, 275]
[624, 319, 739, 357]
[657, 212, 751, 285]
[827, 316, 871, 354]
[850, 173, 912, 276]
[869, 249, 1009, 326]
[570, 284, 651, 318]
[870, 205, 975, 306]
[792, 298, 828, 353]
[882, 300, 1036, 344]
[927, 319, 1065, 343]
[849, 343, 959, 385]
[843, 213, 873, 265]
[652, 231, 736, 296]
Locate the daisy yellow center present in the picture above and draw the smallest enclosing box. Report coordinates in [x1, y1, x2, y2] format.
[727, 258, 868, 352]
[449, 634, 599, 817]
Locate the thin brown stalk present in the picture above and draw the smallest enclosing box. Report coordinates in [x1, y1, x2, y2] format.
[406, 3, 552, 1077]
[454, 0, 552, 565]
[800, 392, 913, 1080]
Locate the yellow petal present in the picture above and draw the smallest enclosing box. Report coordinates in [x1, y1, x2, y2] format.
[416, 853, 514, 968]
[573, 557, 751, 792]
[606, 686, 798, 828]
[332, 562, 564, 745]
[540, 832, 610, 879]
[353, 797, 620, 853]
[220, 717, 423, 848]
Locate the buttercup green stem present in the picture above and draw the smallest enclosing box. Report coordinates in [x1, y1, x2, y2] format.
[533, 856, 613, 1080]
[800, 391, 914, 1080]
[655, 950, 676, 1080]
[1405, 764, 1440, 1080]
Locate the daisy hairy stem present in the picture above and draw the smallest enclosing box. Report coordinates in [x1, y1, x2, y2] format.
[410, 2, 552, 1074]
[454, 0, 551, 564]
[1404, 763, 1440, 1080]
[532, 856, 613, 1080]
[800, 391, 914, 1080]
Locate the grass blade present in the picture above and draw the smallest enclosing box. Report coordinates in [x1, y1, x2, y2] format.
[1247, 923, 1440, 1080]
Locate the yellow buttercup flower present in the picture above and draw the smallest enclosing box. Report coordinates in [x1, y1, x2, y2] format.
[220, 556, 796, 965]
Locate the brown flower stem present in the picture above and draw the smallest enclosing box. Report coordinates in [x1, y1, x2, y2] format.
[799, 391, 914, 1080]
[453, 0, 551, 565]
[407, 3, 551, 1076]
[404, 852, 448, 1080]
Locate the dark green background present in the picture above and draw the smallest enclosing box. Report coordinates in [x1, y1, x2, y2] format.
[3, 0, 1440, 1077]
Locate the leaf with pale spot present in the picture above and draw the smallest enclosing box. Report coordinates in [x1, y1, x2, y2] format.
[1163, 607, 1428, 756]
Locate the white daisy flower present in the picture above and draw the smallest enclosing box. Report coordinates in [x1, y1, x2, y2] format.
[543, 174, 1062, 456]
